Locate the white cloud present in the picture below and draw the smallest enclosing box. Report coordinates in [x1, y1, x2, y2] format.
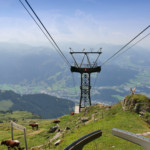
[0, 9, 149, 49]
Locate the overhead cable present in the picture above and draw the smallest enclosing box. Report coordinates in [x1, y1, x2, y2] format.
[92, 29, 150, 89]
[71, 73, 78, 96]
[101, 25, 150, 66]
[19, 0, 71, 67]
[19, 0, 57, 51]
[19, 0, 79, 99]
[115, 32, 150, 59]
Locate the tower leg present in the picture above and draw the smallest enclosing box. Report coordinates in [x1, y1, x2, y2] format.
[79, 73, 91, 111]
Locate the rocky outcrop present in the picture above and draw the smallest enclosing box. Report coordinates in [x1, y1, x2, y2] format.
[48, 125, 59, 133]
[81, 117, 89, 123]
[54, 139, 61, 146]
[122, 94, 150, 114]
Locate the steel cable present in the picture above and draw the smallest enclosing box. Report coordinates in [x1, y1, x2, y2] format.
[114, 32, 150, 59]
[19, 0, 58, 52]
[92, 31, 150, 90]
[19, 0, 79, 98]
[101, 25, 150, 66]
[20, 0, 71, 67]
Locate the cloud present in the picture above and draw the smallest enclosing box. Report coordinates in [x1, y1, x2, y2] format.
[0, 8, 149, 49]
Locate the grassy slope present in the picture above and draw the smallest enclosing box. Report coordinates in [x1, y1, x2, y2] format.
[0, 90, 75, 119]
[55, 103, 148, 150]
[0, 103, 150, 150]
[0, 100, 13, 111]
[0, 111, 40, 122]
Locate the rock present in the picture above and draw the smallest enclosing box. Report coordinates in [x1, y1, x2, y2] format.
[91, 114, 95, 121]
[65, 127, 70, 130]
[139, 111, 144, 116]
[55, 128, 61, 132]
[134, 104, 140, 113]
[54, 139, 61, 146]
[147, 120, 150, 124]
[50, 133, 62, 142]
[121, 94, 150, 114]
[49, 126, 58, 133]
[146, 107, 150, 112]
[94, 118, 99, 121]
[81, 117, 89, 123]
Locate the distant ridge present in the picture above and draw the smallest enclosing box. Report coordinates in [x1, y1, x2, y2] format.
[0, 90, 74, 119]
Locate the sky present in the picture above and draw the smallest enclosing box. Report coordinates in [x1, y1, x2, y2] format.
[0, 0, 149, 49]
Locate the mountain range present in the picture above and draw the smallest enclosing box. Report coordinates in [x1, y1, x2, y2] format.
[0, 42, 150, 105]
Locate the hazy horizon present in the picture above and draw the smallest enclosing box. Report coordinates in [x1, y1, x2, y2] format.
[0, 0, 149, 49]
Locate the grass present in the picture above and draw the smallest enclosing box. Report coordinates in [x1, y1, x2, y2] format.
[53, 103, 148, 150]
[0, 102, 150, 150]
[0, 100, 13, 111]
[0, 111, 40, 122]
[0, 119, 52, 150]
[125, 94, 150, 112]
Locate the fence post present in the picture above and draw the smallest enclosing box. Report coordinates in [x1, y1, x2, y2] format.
[10, 121, 28, 150]
[24, 128, 28, 150]
[11, 121, 13, 140]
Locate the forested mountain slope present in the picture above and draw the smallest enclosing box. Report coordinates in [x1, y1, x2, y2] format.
[0, 90, 74, 118]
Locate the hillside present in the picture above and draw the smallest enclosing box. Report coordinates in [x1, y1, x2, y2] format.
[0, 111, 41, 123]
[0, 44, 150, 104]
[1, 94, 150, 149]
[0, 90, 74, 119]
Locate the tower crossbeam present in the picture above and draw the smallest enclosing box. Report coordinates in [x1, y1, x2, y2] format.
[70, 50, 102, 112]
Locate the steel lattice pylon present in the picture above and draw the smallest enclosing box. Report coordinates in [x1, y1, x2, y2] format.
[70, 49, 102, 112]
[80, 73, 91, 108]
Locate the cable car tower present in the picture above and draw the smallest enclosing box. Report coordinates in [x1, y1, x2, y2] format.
[70, 49, 102, 112]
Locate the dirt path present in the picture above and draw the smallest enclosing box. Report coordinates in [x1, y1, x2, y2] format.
[27, 129, 46, 136]
[136, 132, 150, 136]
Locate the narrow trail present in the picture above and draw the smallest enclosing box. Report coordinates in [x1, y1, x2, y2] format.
[27, 129, 45, 136]
[136, 132, 150, 136]
[8, 129, 46, 139]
